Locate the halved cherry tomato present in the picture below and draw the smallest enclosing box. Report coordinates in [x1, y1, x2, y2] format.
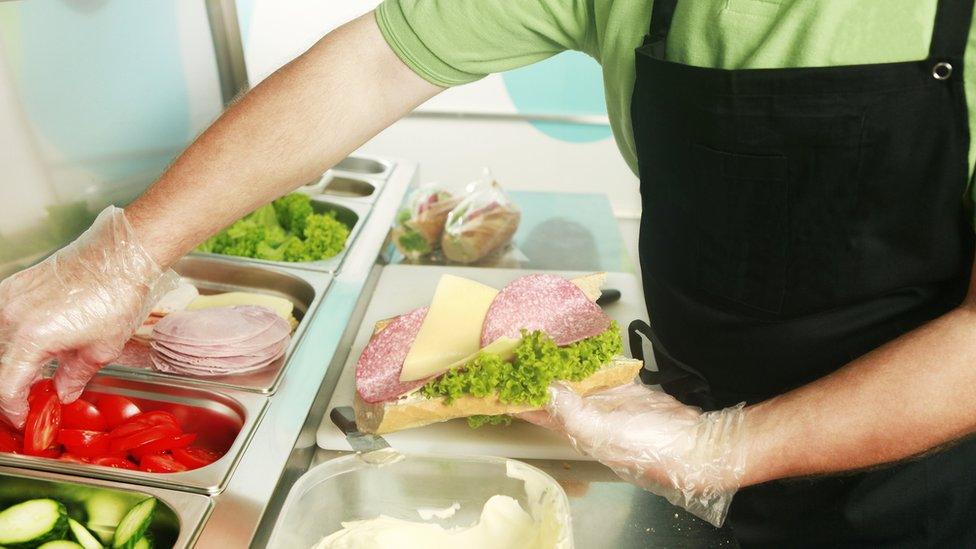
[56, 429, 111, 458]
[92, 456, 137, 470]
[110, 424, 179, 454]
[171, 447, 222, 470]
[130, 433, 197, 460]
[62, 399, 108, 431]
[109, 411, 180, 439]
[139, 453, 188, 473]
[60, 453, 91, 464]
[94, 395, 141, 429]
[23, 390, 61, 456]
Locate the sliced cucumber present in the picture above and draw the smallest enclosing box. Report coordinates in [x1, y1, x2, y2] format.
[86, 526, 114, 546]
[37, 542, 84, 549]
[131, 536, 152, 549]
[68, 518, 103, 549]
[84, 494, 130, 530]
[110, 498, 156, 549]
[0, 499, 68, 549]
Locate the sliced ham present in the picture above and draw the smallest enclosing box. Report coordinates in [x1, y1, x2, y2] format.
[153, 305, 283, 344]
[149, 305, 291, 377]
[481, 274, 610, 347]
[355, 307, 432, 403]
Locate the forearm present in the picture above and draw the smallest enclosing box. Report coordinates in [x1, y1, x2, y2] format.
[126, 12, 441, 267]
[743, 299, 976, 486]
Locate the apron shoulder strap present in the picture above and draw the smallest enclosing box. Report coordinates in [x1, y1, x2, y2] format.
[649, 0, 680, 44]
[929, 0, 976, 59]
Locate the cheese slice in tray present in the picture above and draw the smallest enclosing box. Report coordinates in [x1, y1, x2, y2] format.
[399, 275, 499, 382]
[187, 291, 294, 320]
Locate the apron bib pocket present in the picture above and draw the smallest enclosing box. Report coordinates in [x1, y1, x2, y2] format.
[694, 145, 790, 313]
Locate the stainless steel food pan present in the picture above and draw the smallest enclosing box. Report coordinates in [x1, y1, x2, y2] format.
[0, 465, 212, 548]
[192, 197, 371, 274]
[0, 375, 266, 495]
[333, 154, 392, 179]
[104, 255, 330, 394]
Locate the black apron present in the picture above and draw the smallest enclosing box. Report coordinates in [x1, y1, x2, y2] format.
[630, 0, 976, 546]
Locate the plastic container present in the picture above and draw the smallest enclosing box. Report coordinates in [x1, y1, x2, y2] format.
[268, 452, 573, 548]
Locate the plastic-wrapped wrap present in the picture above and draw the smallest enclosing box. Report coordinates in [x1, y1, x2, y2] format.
[442, 172, 521, 264]
[392, 186, 459, 260]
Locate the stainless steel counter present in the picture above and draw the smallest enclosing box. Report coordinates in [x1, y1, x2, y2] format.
[0, 154, 731, 548]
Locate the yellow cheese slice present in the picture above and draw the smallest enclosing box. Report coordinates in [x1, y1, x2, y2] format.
[399, 275, 499, 382]
[187, 292, 294, 321]
[445, 336, 520, 371]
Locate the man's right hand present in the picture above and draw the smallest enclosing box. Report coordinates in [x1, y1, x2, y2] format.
[0, 206, 175, 428]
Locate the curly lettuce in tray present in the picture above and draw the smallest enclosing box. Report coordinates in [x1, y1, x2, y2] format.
[198, 193, 349, 262]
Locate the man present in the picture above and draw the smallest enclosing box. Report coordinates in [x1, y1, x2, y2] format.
[2, 1, 976, 546]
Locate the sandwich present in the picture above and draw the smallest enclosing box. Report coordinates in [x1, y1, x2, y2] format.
[353, 272, 642, 434]
[441, 180, 521, 264]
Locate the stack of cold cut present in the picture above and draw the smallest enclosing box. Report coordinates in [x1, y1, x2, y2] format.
[149, 305, 290, 377]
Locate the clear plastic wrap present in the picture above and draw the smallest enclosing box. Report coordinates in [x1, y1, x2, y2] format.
[0, 206, 177, 426]
[520, 381, 747, 527]
[442, 170, 521, 264]
[392, 185, 460, 261]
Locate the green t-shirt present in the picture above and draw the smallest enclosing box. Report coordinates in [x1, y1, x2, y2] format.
[376, 0, 976, 183]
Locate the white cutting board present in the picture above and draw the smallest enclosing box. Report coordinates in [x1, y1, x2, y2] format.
[317, 265, 649, 460]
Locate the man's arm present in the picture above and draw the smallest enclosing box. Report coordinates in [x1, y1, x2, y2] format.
[743, 259, 976, 485]
[127, 12, 442, 266]
[0, 12, 440, 425]
[522, 257, 976, 526]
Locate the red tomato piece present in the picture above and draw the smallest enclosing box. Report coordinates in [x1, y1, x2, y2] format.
[109, 411, 180, 439]
[109, 425, 178, 454]
[56, 430, 111, 458]
[95, 395, 141, 429]
[28, 379, 55, 402]
[23, 391, 61, 456]
[62, 399, 108, 431]
[92, 456, 137, 470]
[171, 447, 222, 470]
[60, 453, 91, 464]
[130, 433, 197, 460]
[34, 446, 62, 459]
[139, 453, 188, 473]
[0, 427, 22, 454]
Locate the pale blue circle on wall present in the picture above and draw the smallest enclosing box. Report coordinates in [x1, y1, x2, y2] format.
[501, 51, 611, 143]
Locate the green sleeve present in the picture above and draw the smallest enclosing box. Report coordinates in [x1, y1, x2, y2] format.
[375, 0, 595, 87]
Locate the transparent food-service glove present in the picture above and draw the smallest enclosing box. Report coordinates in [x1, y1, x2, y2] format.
[0, 206, 177, 427]
[521, 381, 748, 527]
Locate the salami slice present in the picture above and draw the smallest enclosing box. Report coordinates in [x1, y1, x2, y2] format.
[481, 274, 610, 347]
[355, 307, 432, 403]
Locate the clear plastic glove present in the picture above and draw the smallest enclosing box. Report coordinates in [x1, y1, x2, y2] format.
[0, 206, 177, 427]
[520, 381, 748, 526]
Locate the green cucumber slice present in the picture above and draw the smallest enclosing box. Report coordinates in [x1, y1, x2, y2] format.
[0, 499, 68, 549]
[37, 542, 84, 549]
[110, 498, 156, 549]
[68, 518, 103, 549]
